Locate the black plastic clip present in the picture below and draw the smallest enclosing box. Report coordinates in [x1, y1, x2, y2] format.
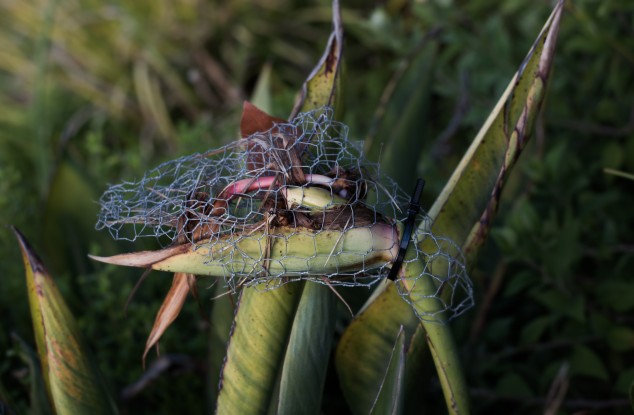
[387, 178, 425, 281]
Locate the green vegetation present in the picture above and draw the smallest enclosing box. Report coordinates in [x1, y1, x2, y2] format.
[1, 0, 633, 414]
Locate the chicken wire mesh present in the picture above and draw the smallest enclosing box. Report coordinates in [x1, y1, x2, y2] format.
[96, 107, 473, 321]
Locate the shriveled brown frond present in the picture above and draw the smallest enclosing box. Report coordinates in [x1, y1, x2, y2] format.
[143, 272, 197, 367]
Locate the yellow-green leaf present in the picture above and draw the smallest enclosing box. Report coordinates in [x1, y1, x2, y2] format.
[347, 2, 566, 414]
[216, 2, 345, 413]
[13, 227, 117, 415]
[401, 3, 564, 413]
[251, 62, 274, 113]
[215, 283, 302, 415]
[424, 0, 565, 261]
[369, 326, 406, 415]
[89, 225, 398, 279]
[275, 282, 336, 415]
[336, 281, 422, 415]
[290, 0, 343, 116]
[207, 283, 236, 411]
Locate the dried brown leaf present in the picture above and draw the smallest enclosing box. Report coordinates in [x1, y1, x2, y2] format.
[240, 101, 306, 184]
[143, 272, 196, 367]
[88, 244, 187, 268]
[240, 101, 286, 138]
[240, 101, 287, 174]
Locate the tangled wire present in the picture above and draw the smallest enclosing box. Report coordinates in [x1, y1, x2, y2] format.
[96, 108, 473, 322]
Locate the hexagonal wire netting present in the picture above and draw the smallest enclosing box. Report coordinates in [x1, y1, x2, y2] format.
[96, 108, 473, 322]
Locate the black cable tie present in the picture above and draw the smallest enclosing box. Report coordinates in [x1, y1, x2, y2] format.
[387, 178, 425, 281]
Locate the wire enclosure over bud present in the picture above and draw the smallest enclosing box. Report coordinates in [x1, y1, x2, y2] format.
[94, 108, 473, 322]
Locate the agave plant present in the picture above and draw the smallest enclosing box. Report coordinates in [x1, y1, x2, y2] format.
[90, 99, 474, 353]
[13, 0, 564, 413]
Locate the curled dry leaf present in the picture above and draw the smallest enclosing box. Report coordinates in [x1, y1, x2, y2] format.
[240, 101, 287, 138]
[241, 101, 306, 183]
[143, 273, 197, 366]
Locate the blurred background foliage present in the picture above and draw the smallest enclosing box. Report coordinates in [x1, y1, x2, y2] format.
[0, 0, 632, 413]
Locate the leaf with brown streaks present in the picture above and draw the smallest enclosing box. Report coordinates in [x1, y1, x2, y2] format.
[13, 227, 117, 414]
[425, 0, 565, 264]
[290, 0, 343, 116]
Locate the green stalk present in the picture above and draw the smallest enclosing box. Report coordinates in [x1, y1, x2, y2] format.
[400, 252, 468, 414]
[396, 3, 565, 413]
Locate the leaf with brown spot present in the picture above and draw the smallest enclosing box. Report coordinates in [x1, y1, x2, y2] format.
[290, 0, 343, 116]
[13, 227, 117, 414]
[143, 272, 197, 366]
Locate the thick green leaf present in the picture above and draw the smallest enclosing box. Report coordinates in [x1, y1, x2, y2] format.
[215, 283, 302, 415]
[216, 2, 344, 413]
[13, 227, 117, 415]
[336, 281, 422, 415]
[275, 282, 336, 415]
[369, 327, 406, 415]
[347, 2, 565, 414]
[404, 4, 563, 412]
[213, 283, 336, 413]
[424, 1, 564, 262]
[412, 291, 470, 415]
